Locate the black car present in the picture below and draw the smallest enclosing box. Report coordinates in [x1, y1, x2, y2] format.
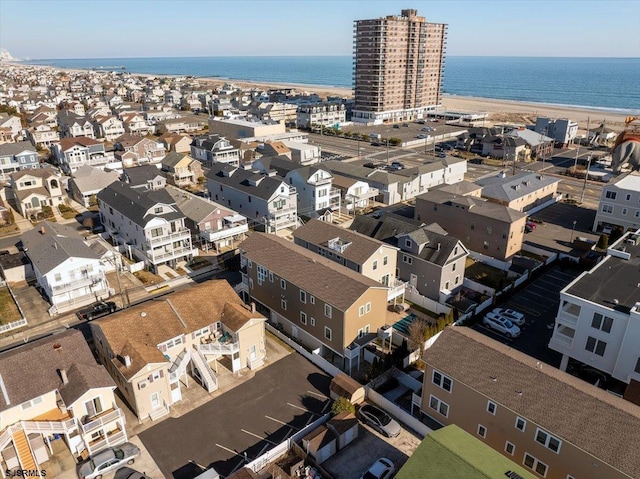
[78, 301, 117, 320]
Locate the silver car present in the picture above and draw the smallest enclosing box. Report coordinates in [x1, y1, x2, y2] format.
[77, 443, 140, 479]
[492, 307, 525, 326]
[483, 312, 521, 338]
[357, 404, 401, 438]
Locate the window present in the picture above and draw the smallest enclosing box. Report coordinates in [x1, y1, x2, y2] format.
[300, 290, 307, 303]
[366, 302, 371, 313]
[383, 255, 388, 266]
[310, 295, 315, 304]
[300, 311, 307, 325]
[477, 424, 487, 438]
[432, 370, 452, 392]
[605, 191, 617, 200]
[483, 240, 489, 250]
[428, 395, 449, 417]
[402, 254, 412, 265]
[310, 317, 316, 326]
[452, 263, 456, 272]
[635, 357, 640, 374]
[85, 396, 103, 417]
[505, 441, 515, 456]
[591, 313, 613, 333]
[535, 428, 562, 453]
[470, 223, 475, 230]
[154, 206, 163, 214]
[405, 239, 411, 247]
[622, 208, 628, 215]
[257, 265, 267, 285]
[280, 279, 286, 289]
[523, 453, 548, 477]
[515, 417, 526, 431]
[269, 272, 274, 282]
[585, 336, 607, 356]
[487, 401, 497, 415]
[359, 305, 365, 317]
[281, 299, 287, 310]
[324, 304, 332, 318]
[601, 204, 613, 214]
[486, 225, 493, 234]
[324, 326, 332, 340]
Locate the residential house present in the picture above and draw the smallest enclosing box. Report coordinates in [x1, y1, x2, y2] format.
[534, 117, 578, 146]
[27, 123, 60, 149]
[165, 186, 248, 252]
[55, 136, 119, 175]
[160, 152, 203, 188]
[476, 172, 560, 213]
[209, 117, 285, 140]
[331, 174, 379, 212]
[98, 181, 196, 271]
[481, 135, 528, 162]
[281, 141, 322, 165]
[0, 330, 126, 469]
[68, 165, 119, 208]
[121, 165, 167, 191]
[0, 112, 23, 142]
[293, 219, 404, 302]
[549, 230, 640, 404]
[420, 327, 640, 479]
[415, 190, 527, 261]
[91, 280, 266, 420]
[9, 169, 64, 218]
[22, 221, 111, 314]
[296, 103, 346, 128]
[239, 233, 389, 369]
[258, 141, 291, 160]
[190, 134, 240, 167]
[592, 171, 640, 233]
[350, 213, 468, 301]
[156, 115, 206, 135]
[27, 106, 57, 128]
[93, 115, 125, 142]
[0, 140, 39, 180]
[119, 112, 150, 136]
[114, 134, 165, 167]
[506, 129, 554, 159]
[57, 111, 95, 139]
[159, 133, 192, 154]
[206, 163, 298, 233]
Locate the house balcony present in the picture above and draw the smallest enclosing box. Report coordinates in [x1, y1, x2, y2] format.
[198, 335, 240, 357]
[387, 278, 406, 302]
[50, 274, 106, 294]
[86, 154, 116, 167]
[148, 243, 195, 264]
[147, 228, 191, 248]
[268, 204, 297, 218]
[201, 223, 248, 243]
[79, 407, 125, 434]
[86, 426, 127, 454]
[549, 324, 576, 350]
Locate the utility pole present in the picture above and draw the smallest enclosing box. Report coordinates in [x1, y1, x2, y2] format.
[586, 116, 590, 147]
[580, 155, 592, 204]
[386, 138, 390, 164]
[573, 146, 579, 171]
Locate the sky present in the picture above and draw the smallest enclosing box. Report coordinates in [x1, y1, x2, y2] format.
[1, 0, 639, 59]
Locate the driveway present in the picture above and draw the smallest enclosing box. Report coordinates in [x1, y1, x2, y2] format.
[525, 202, 599, 253]
[138, 353, 332, 479]
[473, 265, 582, 367]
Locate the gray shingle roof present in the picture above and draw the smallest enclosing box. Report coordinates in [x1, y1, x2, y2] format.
[0, 140, 37, 157]
[349, 213, 424, 245]
[69, 165, 119, 194]
[165, 185, 231, 223]
[122, 165, 165, 187]
[0, 330, 114, 412]
[424, 327, 640, 478]
[22, 221, 101, 275]
[206, 163, 288, 201]
[475, 172, 559, 203]
[417, 190, 527, 223]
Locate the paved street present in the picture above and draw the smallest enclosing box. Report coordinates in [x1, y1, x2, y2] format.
[472, 265, 582, 367]
[138, 353, 332, 479]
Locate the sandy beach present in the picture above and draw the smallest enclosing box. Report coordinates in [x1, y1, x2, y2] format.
[4, 62, 631, 134]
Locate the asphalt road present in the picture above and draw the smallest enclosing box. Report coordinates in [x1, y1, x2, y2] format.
[472, 265, 582, 367]
[138, 353, 332, 479]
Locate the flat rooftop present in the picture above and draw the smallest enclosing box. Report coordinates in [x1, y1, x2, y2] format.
[566, 233, 640, 313]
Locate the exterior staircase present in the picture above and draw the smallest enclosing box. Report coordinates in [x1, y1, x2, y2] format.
[169, 348, 193, 383]
[190, 348, 218, 393]
[12, 429, 37, 472]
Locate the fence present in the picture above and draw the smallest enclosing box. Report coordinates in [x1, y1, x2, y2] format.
[527, 194, 562, 216]
[365, 387, 431, 437]
[0, 318, 27, 335]
[405, 287, 451, 315]
[266, 323, 343, 378]
[127, 261, 145, 273]
[463, 277, 496, 297]
[468, 252, 511, 271]
[521, 243, 558, 265]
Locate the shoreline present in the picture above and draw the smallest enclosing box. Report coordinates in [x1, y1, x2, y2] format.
[2, 61, 633, 130]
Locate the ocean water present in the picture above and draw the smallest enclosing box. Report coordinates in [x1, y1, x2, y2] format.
[23, 56, 640, 113]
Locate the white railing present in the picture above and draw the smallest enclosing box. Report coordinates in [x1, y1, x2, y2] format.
[147, 229, 191, 247]
[51, 274, 104, 293]
[199, 340, 239, 356]
[190, 348, 218, 393]
[201, 223, 248, 242]
[0, 424, 20, 450]
[387, 278, 406, 301]
[169, 348, 193, 383]
[148, 246, 195, 263]
[80, 408, 124, 434]
[87, 429, 126, 454]
[21, 418, 75, 434]
[550, 332, 574, 348]
[0, 318, 27, 334]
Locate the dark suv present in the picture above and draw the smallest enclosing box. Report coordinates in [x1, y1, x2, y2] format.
[78, 301, 117, 320]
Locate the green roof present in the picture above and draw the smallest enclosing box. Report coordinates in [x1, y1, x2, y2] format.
[395, 425, 537, 479]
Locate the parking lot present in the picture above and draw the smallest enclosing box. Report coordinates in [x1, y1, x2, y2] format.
[472, 265, 582, 367]
[322, 416, 421, 479]
[138, 353, 332, 479]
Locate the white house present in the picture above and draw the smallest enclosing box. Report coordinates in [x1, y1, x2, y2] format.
[22, 221, 111, 315]
[592, 172, 640, 233]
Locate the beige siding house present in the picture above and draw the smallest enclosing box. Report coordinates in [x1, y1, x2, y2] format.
[239, 233, 388, 369]
[420, 327, 640, 479]
[91, 280, 266, 421]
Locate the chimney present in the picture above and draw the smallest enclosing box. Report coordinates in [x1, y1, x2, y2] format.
[250, 302, 256, 313]
[60, 369, 69, 385]
[40, 226, 46, 235]
[437, 243, 441, 251]
[123, 355, 132, 368]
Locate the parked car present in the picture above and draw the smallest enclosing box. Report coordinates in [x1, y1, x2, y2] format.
[0, 250, 9, 256]
[115, 467, 152, 479]
[390, 161, 405, 170]
[438, 152, 447, 158]
[402, 123, 409, 127]
[416, 134, 427, 139]
[78, 301, 117, 321]
[77, 443, 140, 479]
[360, 458, 395, 479]
[526, 221, 537, 230]
[483, 312, 521, 338]
[393, 124, 400, 129]
[357, 404, 401, 437]
[492, 307, 525, 325]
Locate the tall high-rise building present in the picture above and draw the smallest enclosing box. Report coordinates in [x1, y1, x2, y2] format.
[352, 9, 447, 124]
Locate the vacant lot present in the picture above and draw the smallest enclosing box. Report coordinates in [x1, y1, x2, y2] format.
[0, 287, 21, 323]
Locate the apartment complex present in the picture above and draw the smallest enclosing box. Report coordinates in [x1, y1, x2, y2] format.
[421, 327, 640, 479]
[352, 9, 447, 124]
[549, 231, 640, 402]
[239, 233, 388, 368]
[592, 171, 640, 233]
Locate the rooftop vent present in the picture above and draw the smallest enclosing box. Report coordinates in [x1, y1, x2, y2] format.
[140, 311, 147, 317]
[53, 343, 62, 351]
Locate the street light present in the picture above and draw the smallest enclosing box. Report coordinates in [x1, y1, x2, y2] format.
[570, 219, 577, 244]
[580, 155, 592, 204]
